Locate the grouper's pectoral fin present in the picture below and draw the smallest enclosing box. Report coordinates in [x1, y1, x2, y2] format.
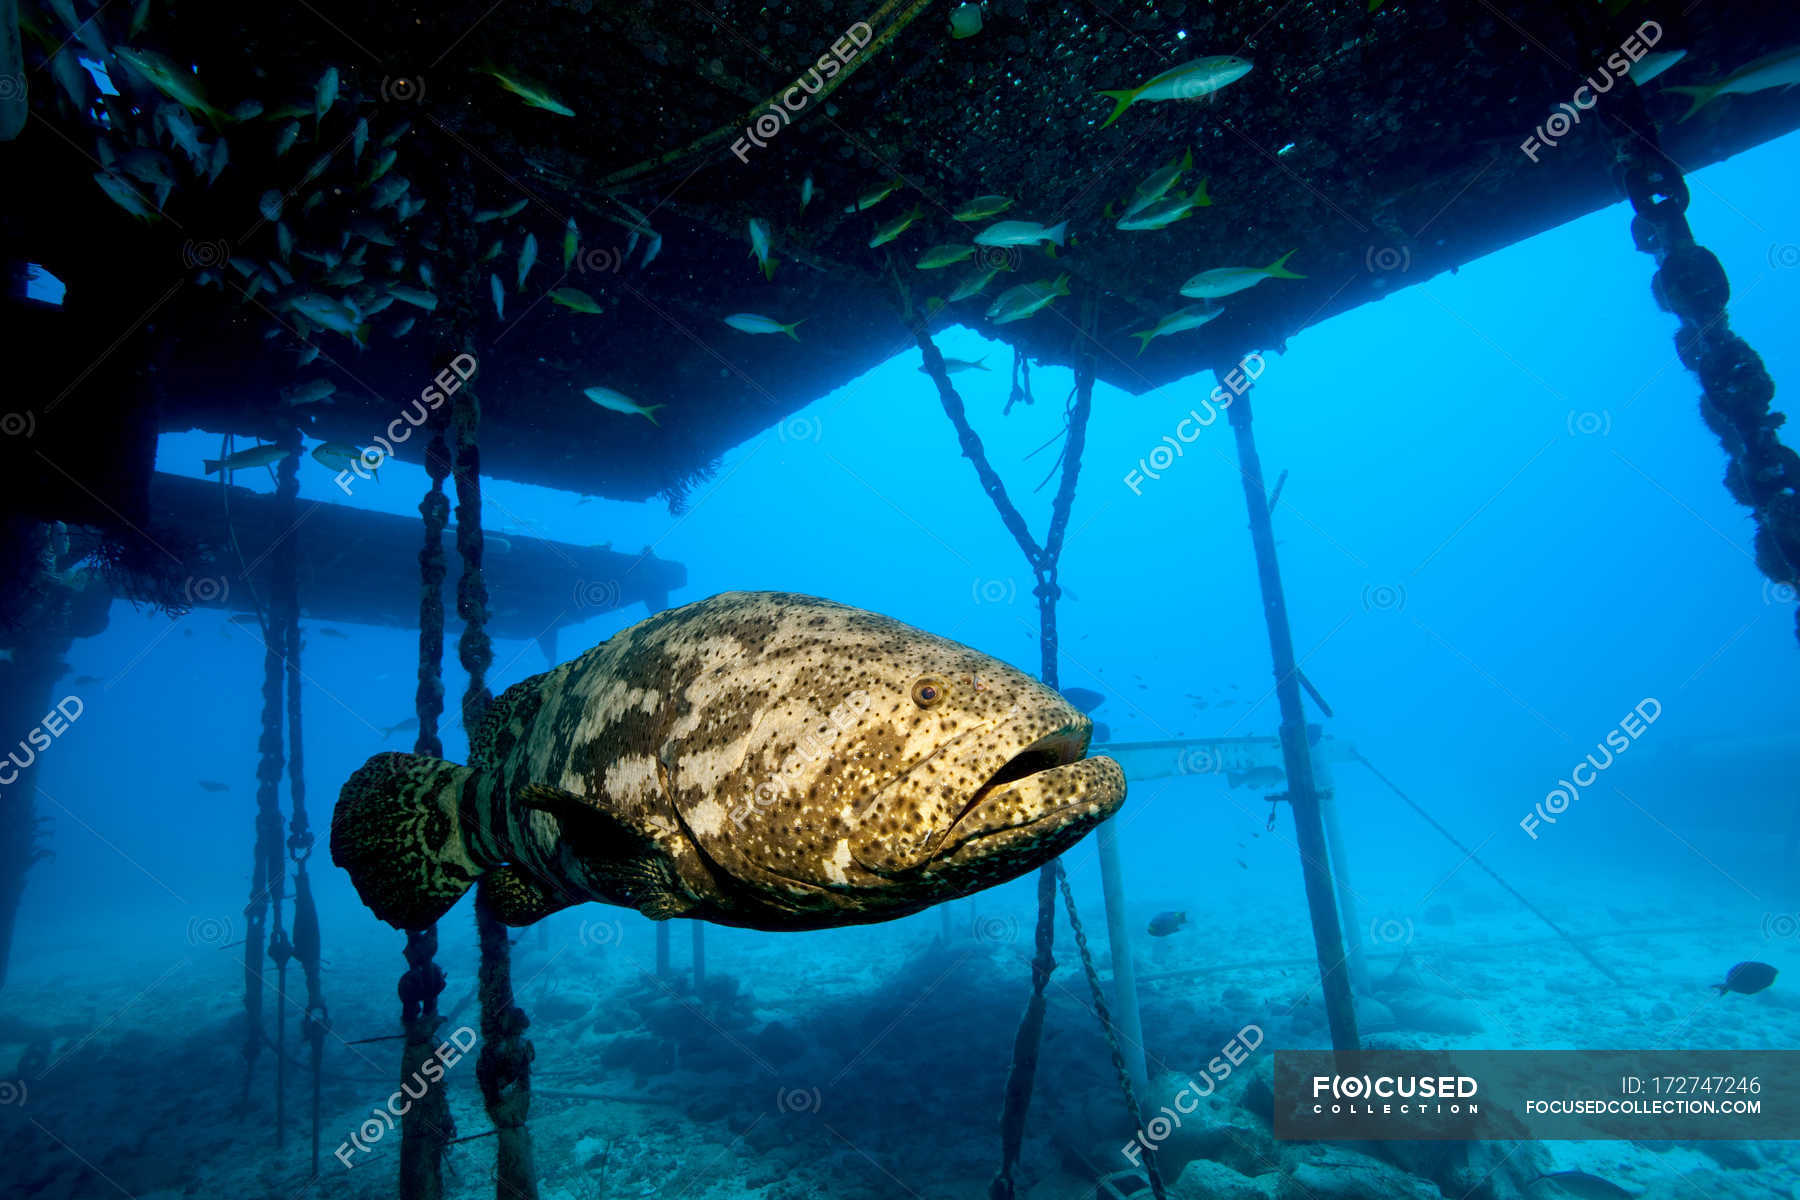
[478, 866, 580, 927]
[518, 783, 698, 922]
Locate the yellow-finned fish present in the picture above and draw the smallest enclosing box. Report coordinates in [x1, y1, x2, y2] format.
[917, 355, 989, 374]
[1664, 45, 1800, 122]
[1179, 251, 1304, 299]
[916, 244, 977, 270]
[584, 385, 663, 425]
[1096, 56, 1253, 128]
[204, 444, 290, 475]
[113, 46, 232, 125]
[948, 262, 1005, 302]
[312, 441, 381, 479]
[1115, 179, 1210, 231]
[986, 274, 1070, 324]
[549, 287, 603, 314]
[1122, 148, 1193, 217]
[869, 204, 925, 248]
[748, 217, 777, 280]
[1129, 302, 1222, 354]
[483, 67, 575, 116]
[953, 195, 1013, 222]
[974, 219, 1067, 248]
[845, 177, 904, 213]
[724, 312, 804, 340]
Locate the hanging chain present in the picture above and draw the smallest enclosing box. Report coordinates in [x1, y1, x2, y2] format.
[1597, 79, 1800, 641]
[1057, 865, 1168, 1200]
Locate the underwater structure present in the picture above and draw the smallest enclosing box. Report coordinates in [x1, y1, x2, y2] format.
[2, 1, 1798, 1199]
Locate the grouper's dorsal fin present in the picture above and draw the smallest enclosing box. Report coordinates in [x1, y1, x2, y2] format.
[470, 672, 551, 769]
[517, 783, 698, 921]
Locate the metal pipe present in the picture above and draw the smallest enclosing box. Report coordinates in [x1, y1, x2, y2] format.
[1313, 754, 1367, 991]
[1096, 820, 1149, 1108]
[1222, 369, 1360, 1054]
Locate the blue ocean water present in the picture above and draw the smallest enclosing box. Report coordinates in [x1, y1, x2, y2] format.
[8, 131, 1798, 1200]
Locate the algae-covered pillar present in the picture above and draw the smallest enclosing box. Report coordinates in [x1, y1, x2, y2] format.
[0, 519, 109, 990]
[1219, 359, 1360, 1054]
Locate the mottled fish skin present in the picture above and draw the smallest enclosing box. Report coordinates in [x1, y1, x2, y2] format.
[361, 592, 1123, 931]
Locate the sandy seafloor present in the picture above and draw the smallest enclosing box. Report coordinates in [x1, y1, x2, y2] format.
[0, 871, 1795, 1200]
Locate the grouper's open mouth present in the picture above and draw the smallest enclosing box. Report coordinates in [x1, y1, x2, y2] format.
[923, 726, 1126, 869]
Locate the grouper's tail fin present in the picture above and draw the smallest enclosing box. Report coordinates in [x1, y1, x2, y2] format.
[331, 752, 483, 929]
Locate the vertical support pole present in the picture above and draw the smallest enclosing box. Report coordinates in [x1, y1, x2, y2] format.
[1096, 821, 1149, 1107]
[656, 922, 671, 979]
[1222, 368, 1360, 1054]
[691, 923, 706, 991]
[1312, 754, 1367, 990]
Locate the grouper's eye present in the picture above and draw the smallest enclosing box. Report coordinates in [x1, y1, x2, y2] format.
[911, 676, 948, 709]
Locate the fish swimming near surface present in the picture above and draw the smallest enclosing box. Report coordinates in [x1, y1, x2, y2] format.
[1713, 961, 1777, 996]
[1122, 148, 1194, 217]
[1629, 49, 1685, 86]
[1131, 302, 1223, 354]
[1096, 56, 1254, 128]
[844, 177, 904, 213]
[724, 312, 804, 340]
[1115, 179, 1210, 231]
[482, 67, 575, 116]
[584, 385, 664, 426]
[198, 780, 231, 793]
[916, 244, 977, 270]
[1664, 45, 1800, 122]
[949, 263, 1006, 302]
[517, 232, 538, 292]
[987, 274, 1070, 324]
[748, 217, 777, 280]
[1181, 251, 1305, 299]
[953, 195, 1013, 222]
[281, 378, 337, 407]
[549, 287, 603, 314]
[1147, 910, 1188, 937]
[113, 46, 231, 125]
[917, 355, 989, 375]
[975, 219, 1068, 248]
[1062, 686, 1106, 713]
[331, 592, 1125, 931]
[312, 441, 379, 479]
[317, 627, 349, 639]
[869, 204, 926, 248]
[204, 444, 290, 475]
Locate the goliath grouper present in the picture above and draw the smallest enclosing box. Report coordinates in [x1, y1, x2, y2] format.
[331, 592, 1125, 931]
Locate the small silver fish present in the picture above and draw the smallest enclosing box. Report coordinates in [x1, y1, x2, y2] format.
[517, 232, 537, 292]
[315, 66, 338, 128]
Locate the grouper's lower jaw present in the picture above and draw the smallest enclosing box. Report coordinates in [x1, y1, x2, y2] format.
[922, 754, 1126, 881]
